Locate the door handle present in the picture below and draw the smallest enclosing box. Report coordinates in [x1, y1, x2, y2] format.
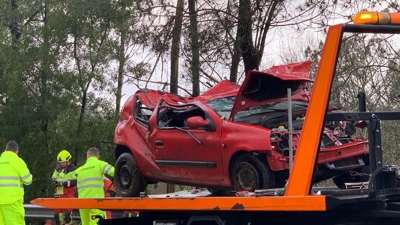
[155, 140, 164, 146]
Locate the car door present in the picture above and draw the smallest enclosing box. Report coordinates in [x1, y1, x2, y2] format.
[148, 99, 224, 182]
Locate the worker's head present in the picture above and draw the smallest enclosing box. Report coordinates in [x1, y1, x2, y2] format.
[5, 141, 19, 154]
[57, 150, 72, 168]
[87, 147, 100, 159]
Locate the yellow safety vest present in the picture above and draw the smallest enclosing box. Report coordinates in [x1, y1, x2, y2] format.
[76, 157, 114, 198]
[52, 164, 77, 195]
[0, 151, 33, 204]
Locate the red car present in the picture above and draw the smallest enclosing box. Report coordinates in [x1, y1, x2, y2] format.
[113, 61, 369, 197]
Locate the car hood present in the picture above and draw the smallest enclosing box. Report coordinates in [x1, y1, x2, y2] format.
[194, 80, 240, 103]
[230, 61, 312, 120]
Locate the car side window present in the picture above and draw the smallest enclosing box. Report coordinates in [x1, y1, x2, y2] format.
[157, 104, 206, 129]
[134, 100, 153, 128]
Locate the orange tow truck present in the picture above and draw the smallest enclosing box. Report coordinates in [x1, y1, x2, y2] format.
[33, 11, 400, 225]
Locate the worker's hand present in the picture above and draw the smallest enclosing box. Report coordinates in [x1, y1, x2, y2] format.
[52, 179, 64, 187]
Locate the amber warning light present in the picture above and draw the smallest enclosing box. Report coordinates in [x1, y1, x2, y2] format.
[353, 11, 400, 25]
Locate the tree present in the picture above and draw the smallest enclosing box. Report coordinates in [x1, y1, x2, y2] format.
[188, 0, 200, 97]
[170, 0, 184, 94]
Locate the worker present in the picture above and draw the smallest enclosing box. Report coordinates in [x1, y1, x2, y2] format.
[76, 147, 115, 225]
[103, 177, 116, 219]
[52, 150, 77, 225]
[0, 141, 33, 225]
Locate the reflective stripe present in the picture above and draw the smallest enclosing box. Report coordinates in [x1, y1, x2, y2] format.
[78, 177, 102, 185]
[105, 166, 112, 174]
[25, 180, 32, 185]
[0, 184, 23, 187]
[21, 173, 32, 180]
[78, 184, 102, 190]
[102, 165, 112, 174]
[102, 165, 107, 173]
[0, 176, 19, 180]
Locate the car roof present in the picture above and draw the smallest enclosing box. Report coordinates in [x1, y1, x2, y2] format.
[194, 80, 240, 102]
[135, 88, 192, 108]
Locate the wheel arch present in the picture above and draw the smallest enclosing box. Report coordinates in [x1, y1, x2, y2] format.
[228, 150, 285, 189]
[228, 150, 268, 184]
[115, 145, 132, 161]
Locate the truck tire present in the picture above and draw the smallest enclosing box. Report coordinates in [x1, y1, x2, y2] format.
[231, 154, 277, 192]
[114, 153, 145, 197]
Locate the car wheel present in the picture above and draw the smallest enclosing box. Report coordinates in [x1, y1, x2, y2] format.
[231, 154, 276, 192]
[333, 166, 370, 189]
[114, 153, 145, 197]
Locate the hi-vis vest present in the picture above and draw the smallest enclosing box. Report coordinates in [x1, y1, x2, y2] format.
[0, 151, 33, 204]
[76, 157, 114, 198]
[52, 164, 77, 195]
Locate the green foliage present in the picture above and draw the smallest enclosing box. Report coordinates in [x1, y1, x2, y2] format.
[127, 62, 150, 79]
[0, 0, 120, 206]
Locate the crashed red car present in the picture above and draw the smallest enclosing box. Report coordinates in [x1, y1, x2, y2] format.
[113, 61, 369, 197]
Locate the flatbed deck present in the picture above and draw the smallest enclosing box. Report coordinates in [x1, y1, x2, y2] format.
[30, 186, 395, 212]
[32, 186, 400, 225]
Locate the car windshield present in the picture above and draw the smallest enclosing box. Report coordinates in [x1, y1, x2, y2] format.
[205, 96, 235, 118]
[234, 101, 308, 119]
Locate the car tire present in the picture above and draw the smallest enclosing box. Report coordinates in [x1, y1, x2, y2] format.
[114, 153, 145, 197]
[231, 154, 276, 192]
[333, 166, 370, 189]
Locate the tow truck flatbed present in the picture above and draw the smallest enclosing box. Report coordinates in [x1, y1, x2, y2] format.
[32, 187, 400, 225]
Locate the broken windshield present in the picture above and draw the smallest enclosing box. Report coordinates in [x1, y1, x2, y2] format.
[234, 101, 308, 120]
[205, 96, 236, 118]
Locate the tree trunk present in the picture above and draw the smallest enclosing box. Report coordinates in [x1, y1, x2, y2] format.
[230, 0, 253, 81]
[238, 0, 257, 73]
[9, 0, 21, 39]
[230, 29, 242, 83]
[115, 6, 127, 116]
[231, 0, 281, 76]
[170, 0, 184, 94]
[189, 0, 200, 97]
[40, 0, 50, 149]
[72, 34, 83, 164]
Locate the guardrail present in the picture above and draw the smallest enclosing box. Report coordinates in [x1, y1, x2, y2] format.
[24, 204, 124, 219]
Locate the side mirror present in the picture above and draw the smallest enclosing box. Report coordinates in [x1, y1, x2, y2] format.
[186, 116, 209, 128]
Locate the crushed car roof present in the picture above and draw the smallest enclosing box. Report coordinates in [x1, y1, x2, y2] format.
[256, 60, 312, 81]
[136, 88, 191, 108]
[194, 80, 240, 103]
